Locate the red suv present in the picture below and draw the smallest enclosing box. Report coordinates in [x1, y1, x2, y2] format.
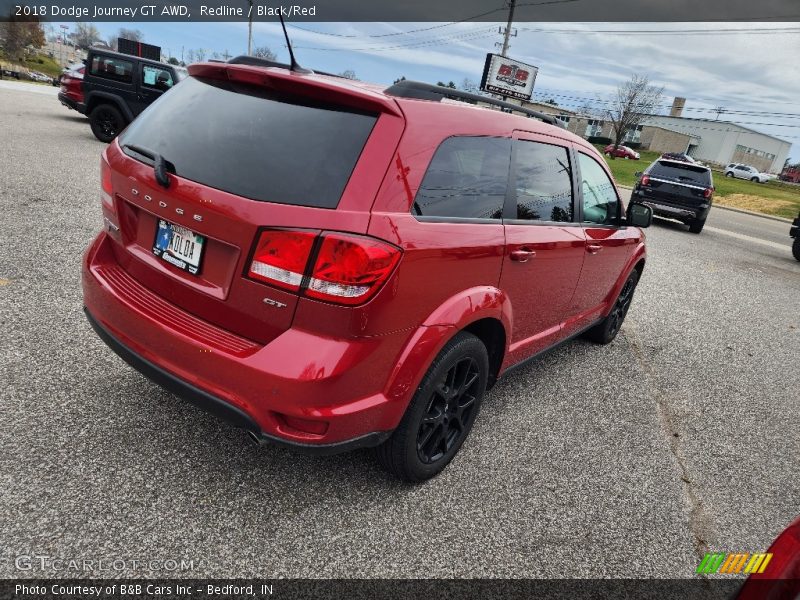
[604, 144, 640, 160]
[58, 65, 85, 112]
[82, 60, 652, 481]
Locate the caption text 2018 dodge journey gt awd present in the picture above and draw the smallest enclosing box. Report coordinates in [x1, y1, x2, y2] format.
[82, 59, 652, 481]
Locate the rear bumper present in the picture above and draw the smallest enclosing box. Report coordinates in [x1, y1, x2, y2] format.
[81, 233, 415, 453]
[633, 191, 710, 221]
[58, 91, 84, 113]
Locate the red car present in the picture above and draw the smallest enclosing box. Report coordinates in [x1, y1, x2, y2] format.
[58, 65, 84, 112]
[604, 144, 640, 160]
[736, 514, 800, 599]
[82, 63, 651, 481]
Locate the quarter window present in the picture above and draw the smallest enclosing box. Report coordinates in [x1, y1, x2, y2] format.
[90, 55, 133, 83]
[512, 140, 573, 222]
[578, 153, 620, 225]
[413, 137, 510, 219]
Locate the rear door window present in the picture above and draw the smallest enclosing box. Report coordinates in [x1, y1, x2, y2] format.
[511, 140, 574, 222]
[651, 160, 712, 186]
[118, 76, 378, 209]
[413, 136, 510, 220]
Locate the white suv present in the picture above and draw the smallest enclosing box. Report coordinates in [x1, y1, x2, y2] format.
[725, 163, 770, 183]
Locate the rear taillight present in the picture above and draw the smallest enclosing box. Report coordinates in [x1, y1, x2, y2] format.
[641, 174, 650, 186]
[247, 230, 316, 292]
[306, 234, 401, 306]
[246, 230, 401, 306]
[100, 155, 115, 214]
[703, 187, 713, 198]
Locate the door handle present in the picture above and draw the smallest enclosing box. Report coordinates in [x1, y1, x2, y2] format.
[510, 249, 536, 263]
[587, 244, 603, 254]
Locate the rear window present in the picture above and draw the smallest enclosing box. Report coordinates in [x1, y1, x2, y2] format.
[118, 76, 378, 208]
[650, 160, 712, 186]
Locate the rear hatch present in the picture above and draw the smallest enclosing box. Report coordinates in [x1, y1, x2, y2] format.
[103, 64, 404, 344]
[639, 160, 713, 207]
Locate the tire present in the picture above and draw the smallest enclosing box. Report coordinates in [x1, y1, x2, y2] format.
[375, 332, 489, 482]
[688, 218, 706, 234]
[624, 156, 630, 160]
[751, 177, 759, 183]
[725, 172, 734, 178]
[90, 104, 126, 143]
[585, 269, 640, 345]
[793, 238, 800, 262]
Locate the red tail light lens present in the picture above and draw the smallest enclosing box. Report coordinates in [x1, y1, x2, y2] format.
[703, 187, 713, 198]
[306, 234, 401, 305]
[641, 174, 650, 186]
[101, 156, 113, 194]
[247, 230, 316, 292]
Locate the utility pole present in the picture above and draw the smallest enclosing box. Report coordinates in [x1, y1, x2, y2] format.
[222, 49, 232, 60]
[500, 0, 517, 57]
[247, 0, 254, 55]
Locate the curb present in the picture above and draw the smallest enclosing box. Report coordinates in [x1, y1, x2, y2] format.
[618, 185, 793, 224]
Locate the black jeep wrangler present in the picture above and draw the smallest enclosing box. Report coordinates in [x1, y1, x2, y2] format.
[791, 212, 800, 261]
[81, 48, 186, 142]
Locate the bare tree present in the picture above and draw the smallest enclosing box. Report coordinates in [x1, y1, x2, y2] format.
[252, 46, 277, 61]
[185, 49, 196, 64]
[338, 69, 356, 80]
[460, 78, 479, 93]
[195, 48, 207, 62]
[72, 23, 101, 49]
[604, 74, 663, 158]
[118, 28, 144, 42]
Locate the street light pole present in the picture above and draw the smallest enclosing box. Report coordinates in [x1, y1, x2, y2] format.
[247, 0, 253, 55]
[500, 0, 516, 57]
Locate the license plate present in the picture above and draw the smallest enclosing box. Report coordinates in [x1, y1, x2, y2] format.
[153, 219, 205, 275]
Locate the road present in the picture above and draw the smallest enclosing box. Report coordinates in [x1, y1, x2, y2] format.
[0, 85, 798, 579]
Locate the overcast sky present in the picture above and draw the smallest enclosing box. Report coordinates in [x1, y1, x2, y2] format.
[59, 21, 800, 161]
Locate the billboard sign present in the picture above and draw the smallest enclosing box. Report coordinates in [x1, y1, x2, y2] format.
[118, 38, 161, 61]
[479, 53, 538, 100]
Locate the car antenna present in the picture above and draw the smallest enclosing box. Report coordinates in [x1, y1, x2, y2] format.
[278, 13, 312, 74]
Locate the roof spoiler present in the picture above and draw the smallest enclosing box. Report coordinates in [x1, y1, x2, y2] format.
[187, 61, 401, 117]
[384, 80, 565, 128]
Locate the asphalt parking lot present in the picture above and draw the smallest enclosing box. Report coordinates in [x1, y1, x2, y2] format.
[0, 83, 798, 579]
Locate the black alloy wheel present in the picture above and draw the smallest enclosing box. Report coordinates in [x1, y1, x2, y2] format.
[90, 104, 125, 143]
[585, 269, 640, 344]
[375, 332, 488, 482]
[416, 356, 480, 464]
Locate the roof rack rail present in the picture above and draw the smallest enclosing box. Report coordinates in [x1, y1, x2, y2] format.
[384, 80, 565, 128]
[226, 55, 346, 79]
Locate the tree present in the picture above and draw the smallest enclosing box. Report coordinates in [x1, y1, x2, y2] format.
[195, 48, 207, 62]
[604, 74, 663, 158]
[252, 46, 276, 61]
[338, 69, 356, 80]
[545, 98, 558, 106]
[461, 78, 479, 93]
[72, 23, 101, 49]
[393, 76, 406, 84]
[185, 49, 196, 64]
[118, 28, 144, 42]
[167, 57, 180, 65]
[0, 18, 45, 61]
[437, 81, 456, 89]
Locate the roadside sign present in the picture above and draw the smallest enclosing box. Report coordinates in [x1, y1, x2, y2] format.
[480, 53, 538, 100]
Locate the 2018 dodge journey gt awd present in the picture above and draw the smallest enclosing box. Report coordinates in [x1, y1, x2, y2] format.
[82, 58, 652, 481]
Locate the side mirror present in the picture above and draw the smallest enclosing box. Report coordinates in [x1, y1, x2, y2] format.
[633, 171, 643, 178]
[627, 203, 653, 228]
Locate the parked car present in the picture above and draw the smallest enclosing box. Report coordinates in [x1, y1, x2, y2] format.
[58, 65, 85, 113]
[631, 158, 714, 234]
[604, 144, 640, 160]
[779, 165, 800, 183]
[82, 64, 652, 481]
[725, 163, 770, 183]
[28, 71, 51, 83]
[81, 48, 186, 142]
[791, 212, 800, 261]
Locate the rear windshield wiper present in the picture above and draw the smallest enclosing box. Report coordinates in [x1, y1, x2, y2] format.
[121, 144, 173, 189]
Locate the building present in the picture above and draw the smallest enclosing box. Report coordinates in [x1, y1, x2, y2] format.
[476, 95, 791, 173]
